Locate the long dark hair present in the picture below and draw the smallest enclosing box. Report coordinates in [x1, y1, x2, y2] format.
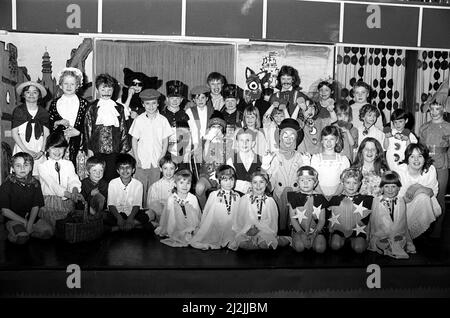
[402, 143, 433, 174]
[352, 137, 389, 175]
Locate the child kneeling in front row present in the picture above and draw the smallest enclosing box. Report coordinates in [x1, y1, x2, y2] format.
[327, 168, 373, 253]
[104, 153, 151, 232]
[368, 171, 416, 259]
[0, 152, 52, 244]
[146, 155, 177, 227]
[80, 156, 108, 216]
[288, 166, 328, 253]
[229, 170, 285, 250]
[155, 169, 202, 247]
[190, 165, 241, 250]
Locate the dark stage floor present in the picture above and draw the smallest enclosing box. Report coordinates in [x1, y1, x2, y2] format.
[1, 208, 450, 297]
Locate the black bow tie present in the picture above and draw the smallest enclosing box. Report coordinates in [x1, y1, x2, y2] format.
[55, 161, 61, 184]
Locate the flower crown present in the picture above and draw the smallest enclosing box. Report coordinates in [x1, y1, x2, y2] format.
[320, 77, 334, 85]
[58, 67, 84, 86]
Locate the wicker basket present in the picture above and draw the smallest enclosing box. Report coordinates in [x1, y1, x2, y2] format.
[55, 202, 104, 243]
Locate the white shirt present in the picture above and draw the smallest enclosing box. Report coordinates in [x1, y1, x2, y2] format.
[56, 95, 80, 127]
[107, 177, 143, 215]
[357, 125, 385, 149]
[186, 106, 209, 146]
[129, 112, 173, 169]
[37, 158, 81, 197]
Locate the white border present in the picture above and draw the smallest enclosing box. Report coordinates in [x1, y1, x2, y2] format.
[97, 0, 102, 33]
[181, 0, 186, 36]
[11, 0, 16, 30]
[335, 42, 450, 52]
[339, 2, 344, 43]
[262, 0, 267, 39]
[417, 6, 423, 47]
[295, 0, 450, 10]
[79, 33, 250, 44]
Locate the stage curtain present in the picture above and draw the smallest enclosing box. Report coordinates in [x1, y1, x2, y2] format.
[94, 40, 235, 97]
[414, 50, 450, 135]
[335, 47, 406, 126]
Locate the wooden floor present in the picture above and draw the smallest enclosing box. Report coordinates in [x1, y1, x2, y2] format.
[1, 207, 450, 297]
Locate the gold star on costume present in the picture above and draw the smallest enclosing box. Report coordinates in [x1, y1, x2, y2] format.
[312, 204, 322, 219]
[328, 212, 340, 227]
[292, 208, 308, 223]
[353, 223, 366, 236]
[353, 201, 367, 217]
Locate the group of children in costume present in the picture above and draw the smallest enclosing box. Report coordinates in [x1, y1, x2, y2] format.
[1, 64, 448, 260]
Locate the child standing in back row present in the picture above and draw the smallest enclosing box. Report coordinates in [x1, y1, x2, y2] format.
[84, 74, 130, 182]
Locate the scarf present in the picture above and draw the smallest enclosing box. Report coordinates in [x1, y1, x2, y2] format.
[95, 99, 120, 127]
[6, 173, 40, 188]
[12, 104, 49, 142]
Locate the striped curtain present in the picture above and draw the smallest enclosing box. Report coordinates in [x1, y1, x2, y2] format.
[95, 40, 235, 97]
[336, 46, 406, 125]
[415, 50, 450, 135]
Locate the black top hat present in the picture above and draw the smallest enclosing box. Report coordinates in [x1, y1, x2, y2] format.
[166, 80, 187, 98]
[222, 84, 241, 100]
[279, 118, 300, 131]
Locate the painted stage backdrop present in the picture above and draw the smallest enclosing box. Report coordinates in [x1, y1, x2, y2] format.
[236, 43, 335, 97]
[0, 32, 93, 181]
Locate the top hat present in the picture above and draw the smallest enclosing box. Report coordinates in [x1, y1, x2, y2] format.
[222, 84, 240, 100]
[166, 80, 187, 98]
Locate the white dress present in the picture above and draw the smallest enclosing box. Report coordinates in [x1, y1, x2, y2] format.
[228, 194, 279, 250]
[368, 196, 412, 259]
[190, 190, 240, 250]
[155, 192, 201, 247]
[13, 118, 46, 176]
[310, 153, 350, 197]
[394, 164, 442, 239]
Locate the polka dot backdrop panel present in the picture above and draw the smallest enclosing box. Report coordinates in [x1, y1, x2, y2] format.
[415, 50, 450, 134]
[336, 46, 406, 124]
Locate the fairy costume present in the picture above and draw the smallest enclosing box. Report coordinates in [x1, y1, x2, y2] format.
[368, 196, 414, 259]
[228, 193, 279, 250]
[327, 194, 373, 240]
[155, 192, 201, 247]
[190, 189, 240, 250]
